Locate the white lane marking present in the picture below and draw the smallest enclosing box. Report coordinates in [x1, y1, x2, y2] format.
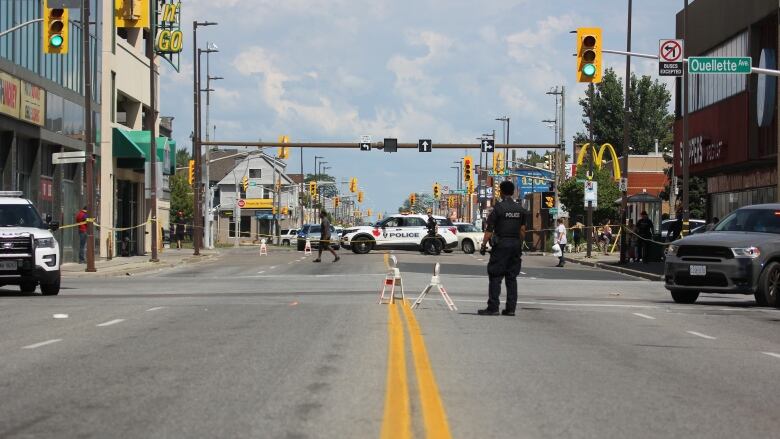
[96, 319, 125, 327]
[53, 313, 68, 319]
[476, 259, 484, 262]
[269, 266, 277, 270]
[632, 313, 656, 320]
[257, 271, 265, 275]
[448, 298, 658, 309]
[687, 331, 716, 340]
[146, 307, 165, 312]
[287, 261, 294, 265]
[23, 339, 62, 349]
[762, 352, 780, 359]
[520, 272, 527, 275]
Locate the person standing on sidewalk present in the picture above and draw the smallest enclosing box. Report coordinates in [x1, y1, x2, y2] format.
[174, 211, 186, 249]
[572, 216, 584, 252]
[635, 211, 654, 263]
[75, 206, 88, 264]
[554, 218, 567, 267]
[313, 210, 340, 263]
[478, 180, 527, 316]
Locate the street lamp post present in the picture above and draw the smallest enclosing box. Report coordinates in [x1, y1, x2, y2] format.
[496, 116, 510, 167]
[619, 0, 633, 264]
[192, 20, 218, 256]
[201, 43, 220, 250]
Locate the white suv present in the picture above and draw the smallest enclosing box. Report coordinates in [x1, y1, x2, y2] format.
[0, 192, 61, 295]
[341, 214, 458, 254]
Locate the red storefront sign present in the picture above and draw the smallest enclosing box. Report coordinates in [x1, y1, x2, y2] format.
[673, 92, 749, 175]
[40, 177, 53, 202]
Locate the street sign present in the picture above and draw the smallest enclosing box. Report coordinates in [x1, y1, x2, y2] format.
[486, 187, 493, 198]
[688, 56, 751, 74]
[359, 135, 371, 151]
[442, 185, 449, 193]
[584, 180, 598, 202]
[549, 208, 558, 216]
[619, 177, 628, 192]
[659, 39, 683, 77]
[488, 171, 510, 177]
[418, 139, 432, 152]
[480, 139, 495, 153]
[52, 151, 86, 164]
[451, 189, 467, 195]
[383, 138, 398, 153]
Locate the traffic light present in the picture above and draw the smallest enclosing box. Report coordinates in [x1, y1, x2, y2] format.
[187, 160, 195, 185]
[433, 183, 441, 199]
[349, 177, 358, 193]
[448, 195, 455, 208]
[358, 191, 364, 203]
[241, 176, 249, 192]
[463, 156, 473, 182]
[281, 206, 289, 215]
[493, 152, 505, 173]
[467, 179, 474, 195]
[367, 208, 373, 217]
[334, 197, 340, 208]
[43, 0, 68, 54]
[277, 135, 290, 159]
[577, 27, 602, 83]
[309, 181, 317, 197]
[544, 154, 552, 170]
[542, 191, 555, 209]
[410, 193, 416, 206]
[494, 182, 501, 199]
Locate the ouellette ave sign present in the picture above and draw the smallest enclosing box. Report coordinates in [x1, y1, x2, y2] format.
[688, 56, 751, 74]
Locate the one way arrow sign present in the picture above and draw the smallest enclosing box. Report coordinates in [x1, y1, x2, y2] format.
[481, 139, 495, 152]
[418, 139, 432, 152]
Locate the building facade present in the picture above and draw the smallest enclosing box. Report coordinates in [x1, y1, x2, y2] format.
[0, 0, 102, 262]
[674, 0, 779, 219]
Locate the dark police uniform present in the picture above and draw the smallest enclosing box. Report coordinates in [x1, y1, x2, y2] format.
[484, 196, 527, 313]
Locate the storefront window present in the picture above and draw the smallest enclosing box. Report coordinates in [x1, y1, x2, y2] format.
[688, 31, 748, 112]
[45, 93, 64, 133]
[710, 187, 777, 219]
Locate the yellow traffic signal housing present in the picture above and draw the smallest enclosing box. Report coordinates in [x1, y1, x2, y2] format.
[115, 0, 150, 29]
[463, 156, 473, 182]
[577, 27, 602, 83]
[349, 177, 358, 193]
[367, 208, 372, 217]
[468, 180, 475, 195]
[187, 160, 195, 185]
[334, 197, 340, 208]
[433, 183, 441, 199]
[410, 193, 416, 206]
[282, 206, 289, 215]
[43, 0, 68, 54]
[277, 135, 290, 159]
[309, 181, 317, 197]
[358, 191, 364, 203]
[241, 176, 249, 192]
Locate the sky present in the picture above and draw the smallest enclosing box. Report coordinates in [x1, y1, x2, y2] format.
[159, 0, 681, 219]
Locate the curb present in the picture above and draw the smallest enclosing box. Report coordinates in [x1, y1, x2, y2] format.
[563, 256, 664, 281]
[62, 252, 221, 278]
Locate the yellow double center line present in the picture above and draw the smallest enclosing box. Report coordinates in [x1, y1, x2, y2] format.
[381, 301, 452, 439]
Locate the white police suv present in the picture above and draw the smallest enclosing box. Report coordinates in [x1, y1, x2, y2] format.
[341, 213, 458, 254]
[0, 192, 61, 295]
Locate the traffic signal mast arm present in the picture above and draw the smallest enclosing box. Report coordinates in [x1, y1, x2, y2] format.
[201, 141, 559, 149]
[594, 48, 780, 77]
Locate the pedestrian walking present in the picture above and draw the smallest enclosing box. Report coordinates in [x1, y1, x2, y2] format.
[554, 218, 567, 267]
[599, 220, 613, 255]
[627, 218, 638, 262]
[572, 216, 584, 252]
[635, 211, 654, 263]
[478, 180, 527, 316]
[313, 210, 340, 263]
[75, 206, 88, 264]
[174, 211, 186, 249]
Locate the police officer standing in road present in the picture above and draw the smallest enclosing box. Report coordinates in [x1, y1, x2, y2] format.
[478, 180, 527, 316]
[425, 209, 442, 255]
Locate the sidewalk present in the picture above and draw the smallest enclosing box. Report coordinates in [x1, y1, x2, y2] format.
[61, 248, 221, 278]
[564, 251, 665, 281]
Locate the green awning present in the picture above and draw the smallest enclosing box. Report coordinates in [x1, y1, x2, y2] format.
[113, 128, 176, 174]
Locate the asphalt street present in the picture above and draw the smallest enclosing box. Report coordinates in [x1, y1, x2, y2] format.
[2, 246, 780, 438]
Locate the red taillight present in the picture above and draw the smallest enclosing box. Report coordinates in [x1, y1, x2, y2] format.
[449, 227, 457, 235]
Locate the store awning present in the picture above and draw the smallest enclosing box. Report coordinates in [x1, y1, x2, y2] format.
[113, 128, 176, 173]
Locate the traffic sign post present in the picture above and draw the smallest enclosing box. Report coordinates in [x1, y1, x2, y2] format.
[359, 135, 371, 151]
[659, 39, 683, 77]
[418, 139, 432, 152]
[688, 56, 751, 74]
[52, 151, 86, 164]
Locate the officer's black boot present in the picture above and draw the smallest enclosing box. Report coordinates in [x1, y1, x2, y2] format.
[478, 308, 500, 316]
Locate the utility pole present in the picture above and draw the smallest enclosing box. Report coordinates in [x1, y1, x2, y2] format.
[586, 83, 595, 259]
[147, 0, 159, 263]
[83, 0, 96, 272]
[202, 42, 221, 250]
[682, 0, 690, 234]
[619, 0, 633, 264]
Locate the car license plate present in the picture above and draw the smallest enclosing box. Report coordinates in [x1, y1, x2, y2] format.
[689, 265, 707, 276]
[0, 260, 17, 271]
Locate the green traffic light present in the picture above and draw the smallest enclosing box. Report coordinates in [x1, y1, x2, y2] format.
[582, 63, 596, 77]
[50, 34, 64, 48]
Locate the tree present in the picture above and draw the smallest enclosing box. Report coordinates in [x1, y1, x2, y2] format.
[304, 173, 339, 198]
[170, 173, 194, 221]
[175, 148, 192, 170]
[558, 166, 621, 225]
[398, 193, 434, 214]
[658, 153, 708, 219]
[574, 68, 673, 156]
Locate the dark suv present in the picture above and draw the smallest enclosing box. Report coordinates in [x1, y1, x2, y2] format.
[296, 224, 339, 251]
[664, 204, 780, 306]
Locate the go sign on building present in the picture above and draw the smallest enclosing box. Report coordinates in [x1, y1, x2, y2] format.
[155, 2, 183, 53]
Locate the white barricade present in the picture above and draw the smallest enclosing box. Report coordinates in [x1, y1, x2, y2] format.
[304, 238, 312, 255]
[411, 263, 457, 311]
[259, 239, 268, 256]
[379, 255, 405, 305]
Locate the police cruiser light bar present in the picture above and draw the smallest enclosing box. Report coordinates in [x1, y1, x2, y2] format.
[0, 191, 24, 197]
